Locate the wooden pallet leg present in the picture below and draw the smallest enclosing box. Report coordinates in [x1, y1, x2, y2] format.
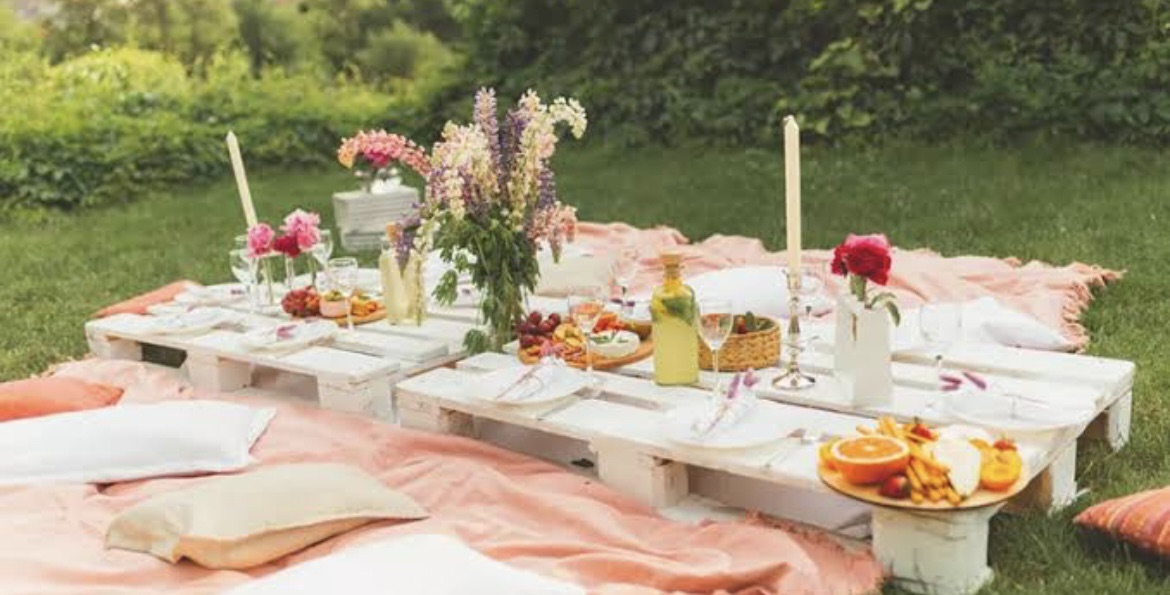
[318, 377, 390, 417]
[872, 505, 999, 595]
[1085, 391, 1132, 451]
[592, 441, 688, 508]
[86, 332, 142, 361]
[1012, 441, 1078, 513]
[185, 353, 251, 393]
[395, 392, 475, 436]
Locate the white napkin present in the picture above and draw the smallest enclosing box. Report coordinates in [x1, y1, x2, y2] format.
[690, 391, 758, 437]
[895, 297, 1072, 352]
[174, 284, 247, 306]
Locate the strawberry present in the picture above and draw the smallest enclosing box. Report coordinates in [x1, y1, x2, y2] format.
[910, 423, 935, 440]
[993, 438, 1017, 451]
[879, 475, 911, 499]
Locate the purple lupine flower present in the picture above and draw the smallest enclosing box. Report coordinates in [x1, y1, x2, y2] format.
[536, 168, 556, 209]
[474, 88, 502, 173]
[395, 214, 421, 269]
[499, 108, 529, 195]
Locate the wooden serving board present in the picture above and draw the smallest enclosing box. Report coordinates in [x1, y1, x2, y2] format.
[294, 309, 388, 326]
[519, 339, 654, 370]
[817, 463, 1029, 511]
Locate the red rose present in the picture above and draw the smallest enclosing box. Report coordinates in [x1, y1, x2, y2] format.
[273, 234, 301, 258]
[841, 233, 892, 285]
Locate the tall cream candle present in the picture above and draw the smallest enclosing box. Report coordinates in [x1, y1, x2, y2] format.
[783, 116, 801, 276]
[225, 131, 258, 227]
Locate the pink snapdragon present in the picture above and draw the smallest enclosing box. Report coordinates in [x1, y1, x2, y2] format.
[246, 223, 274, 258]
[337, 130, 431, 177]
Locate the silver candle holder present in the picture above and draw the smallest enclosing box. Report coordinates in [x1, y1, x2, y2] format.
[773, 270, 817, 390]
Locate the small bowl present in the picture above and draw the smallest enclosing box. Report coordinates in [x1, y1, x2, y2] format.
[319, 299, 349, 318]
[590, 330, 641, 359]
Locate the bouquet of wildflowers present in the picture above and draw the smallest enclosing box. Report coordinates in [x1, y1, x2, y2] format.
[424, 88, 586, 352]
[337, 130, 431, 192]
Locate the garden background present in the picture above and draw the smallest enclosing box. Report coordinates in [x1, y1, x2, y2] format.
[3, 1, 1170, 594]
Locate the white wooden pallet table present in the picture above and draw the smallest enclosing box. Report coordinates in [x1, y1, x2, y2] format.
[397, 346, 1136, 595]
[85, 305, 478, 416]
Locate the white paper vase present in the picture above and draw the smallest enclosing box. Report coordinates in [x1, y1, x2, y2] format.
[833, 293, 894, 407]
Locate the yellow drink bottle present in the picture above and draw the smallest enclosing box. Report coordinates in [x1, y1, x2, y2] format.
[651, 252, 699, 385]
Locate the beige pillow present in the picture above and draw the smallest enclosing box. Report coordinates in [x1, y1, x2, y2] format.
[106, 463, 428, 569]
[535, 255, 615, 297]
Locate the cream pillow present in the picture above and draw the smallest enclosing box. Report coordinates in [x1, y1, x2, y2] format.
[106, 463, 428, 569]
[535, 255, 615, 297]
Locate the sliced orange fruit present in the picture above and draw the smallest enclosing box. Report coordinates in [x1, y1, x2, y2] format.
[830, 435, 910, 485]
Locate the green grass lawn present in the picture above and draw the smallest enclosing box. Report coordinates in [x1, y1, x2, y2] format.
[3, 141, 1169, 593]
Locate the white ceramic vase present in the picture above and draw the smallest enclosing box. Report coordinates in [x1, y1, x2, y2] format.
[833, 293, 894, 407]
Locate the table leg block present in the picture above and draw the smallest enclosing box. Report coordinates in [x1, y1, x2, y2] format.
[1086, 391, 1132, 451]
[186, 354, 250, 393]
[87, 332, 142, 361]
[872, 505, 998, 595]
[592, 443, 688, 508]
[318, 377, 388, 417]
[1012, 441, 1078, 513]
[395, 393, 475, 436]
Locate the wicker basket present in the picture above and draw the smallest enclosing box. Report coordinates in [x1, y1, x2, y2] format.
[698, 316, 781, 371]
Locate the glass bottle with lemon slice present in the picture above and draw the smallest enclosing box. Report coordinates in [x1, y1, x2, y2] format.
[651, 252, 699, 385]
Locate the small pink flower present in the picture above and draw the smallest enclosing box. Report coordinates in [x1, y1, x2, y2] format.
[246, 223, 274, 258]
[281, 209, 321, 251]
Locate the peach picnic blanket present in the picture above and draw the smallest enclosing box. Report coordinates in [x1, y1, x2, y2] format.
[576, 223, 1121, 351]
[1, 358, 883, 595]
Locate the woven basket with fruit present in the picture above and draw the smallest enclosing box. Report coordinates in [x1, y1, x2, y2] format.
[818, 416, 1027, 510]
[698, 312, 780, 372]
[517, 310, 652, 369]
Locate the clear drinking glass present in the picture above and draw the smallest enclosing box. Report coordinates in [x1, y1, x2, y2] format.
[920, 302, 963, 380]
[611, 245, 640, 317]
[229, 249, 258, 313]
[698, 299, 734, 398]
[328, 257, 359, 331]
[568, 291, 605, 392]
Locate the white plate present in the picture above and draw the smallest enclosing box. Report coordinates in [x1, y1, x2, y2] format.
[146, 303, 190, 316]
[589, 330, 640, 359]
[662, 401, 794, 449]
[466, 364, 590, 406]
[174, 284, 247, 306]
[240, 321, 338, 352]
[942, 387, 1093, 432]
[145, 308, 234, 335]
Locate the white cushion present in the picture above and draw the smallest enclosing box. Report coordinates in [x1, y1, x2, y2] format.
[895, 297, 1073, 352]
[684, 266, 832, 319]
[0, 400, 273, 485]
[224, 534, 584, 595]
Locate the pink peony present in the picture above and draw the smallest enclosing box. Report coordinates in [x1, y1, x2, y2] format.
[281, 209, 321, 251]
[246, 223, 274, 259]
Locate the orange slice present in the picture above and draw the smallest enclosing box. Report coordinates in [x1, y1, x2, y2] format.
[818, 439, 840, 471]
[980, 450, 1022, 492]
[830, 435, 910, 485]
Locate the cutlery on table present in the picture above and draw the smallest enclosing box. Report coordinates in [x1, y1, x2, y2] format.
[763, 430, 840, 470]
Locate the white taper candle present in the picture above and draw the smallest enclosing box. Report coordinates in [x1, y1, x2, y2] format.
[225, 131, 258, 227]
[783, 115, 801, 276]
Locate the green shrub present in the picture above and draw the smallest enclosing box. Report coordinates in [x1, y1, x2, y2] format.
[454, 0, 1170, 145]
[0, 48, 408, 214]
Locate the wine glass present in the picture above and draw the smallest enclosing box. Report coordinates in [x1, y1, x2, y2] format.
[328, 257, 359, 331]
[310, 230, 334, 289]
[229, 249, 258, 313]
[920, 302, 963, 381]
[784, 265, 824, 347]
[698, 299, 734, 399]
[611, 245, 640, 317]
[567, 291, 605, 393]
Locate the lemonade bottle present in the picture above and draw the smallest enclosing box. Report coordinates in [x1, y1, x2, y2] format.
[651, 252, 699, 385]
[379, 224, 411, 324]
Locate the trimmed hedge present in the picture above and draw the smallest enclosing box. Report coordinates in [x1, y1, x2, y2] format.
[455, 0, 1170, 145]
[0, 48, 406, 213]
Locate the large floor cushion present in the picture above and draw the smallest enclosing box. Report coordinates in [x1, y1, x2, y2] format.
[0, 377, 123, 422]
[1075, 486, 1170, 557]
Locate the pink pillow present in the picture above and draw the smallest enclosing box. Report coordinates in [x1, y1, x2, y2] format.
[94, 280, 199, 318]
[0, 377, 124, 421]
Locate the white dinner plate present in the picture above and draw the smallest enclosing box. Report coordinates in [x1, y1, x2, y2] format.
[145, 308, 235, 335]
[942, 387, 1093, 432]
[174, 284, 247, 306]
[240, 321, 338, 352]
[662, 401, 794, 450]
[466, 364, 590, 406]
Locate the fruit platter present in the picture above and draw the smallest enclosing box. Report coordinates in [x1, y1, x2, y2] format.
[817, 416, 1028, 510]
[516, 310, 654, 370]
[281, 287, 387, 325]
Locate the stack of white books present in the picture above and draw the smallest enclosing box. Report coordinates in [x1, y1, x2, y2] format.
[332, 182, 420, 252]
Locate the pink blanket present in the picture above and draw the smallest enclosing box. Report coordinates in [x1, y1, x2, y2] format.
[3, 359, 883, 595]
[577, 223, 1121, 351]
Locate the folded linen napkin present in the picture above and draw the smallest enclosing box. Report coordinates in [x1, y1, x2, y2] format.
[690, 371, 760, 437]
[94, 280, 201, 318]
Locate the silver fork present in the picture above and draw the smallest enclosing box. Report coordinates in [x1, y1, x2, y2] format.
[763, 430, 839, 470]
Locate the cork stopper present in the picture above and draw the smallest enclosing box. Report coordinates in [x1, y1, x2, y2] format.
[660, 251, 682, 267]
